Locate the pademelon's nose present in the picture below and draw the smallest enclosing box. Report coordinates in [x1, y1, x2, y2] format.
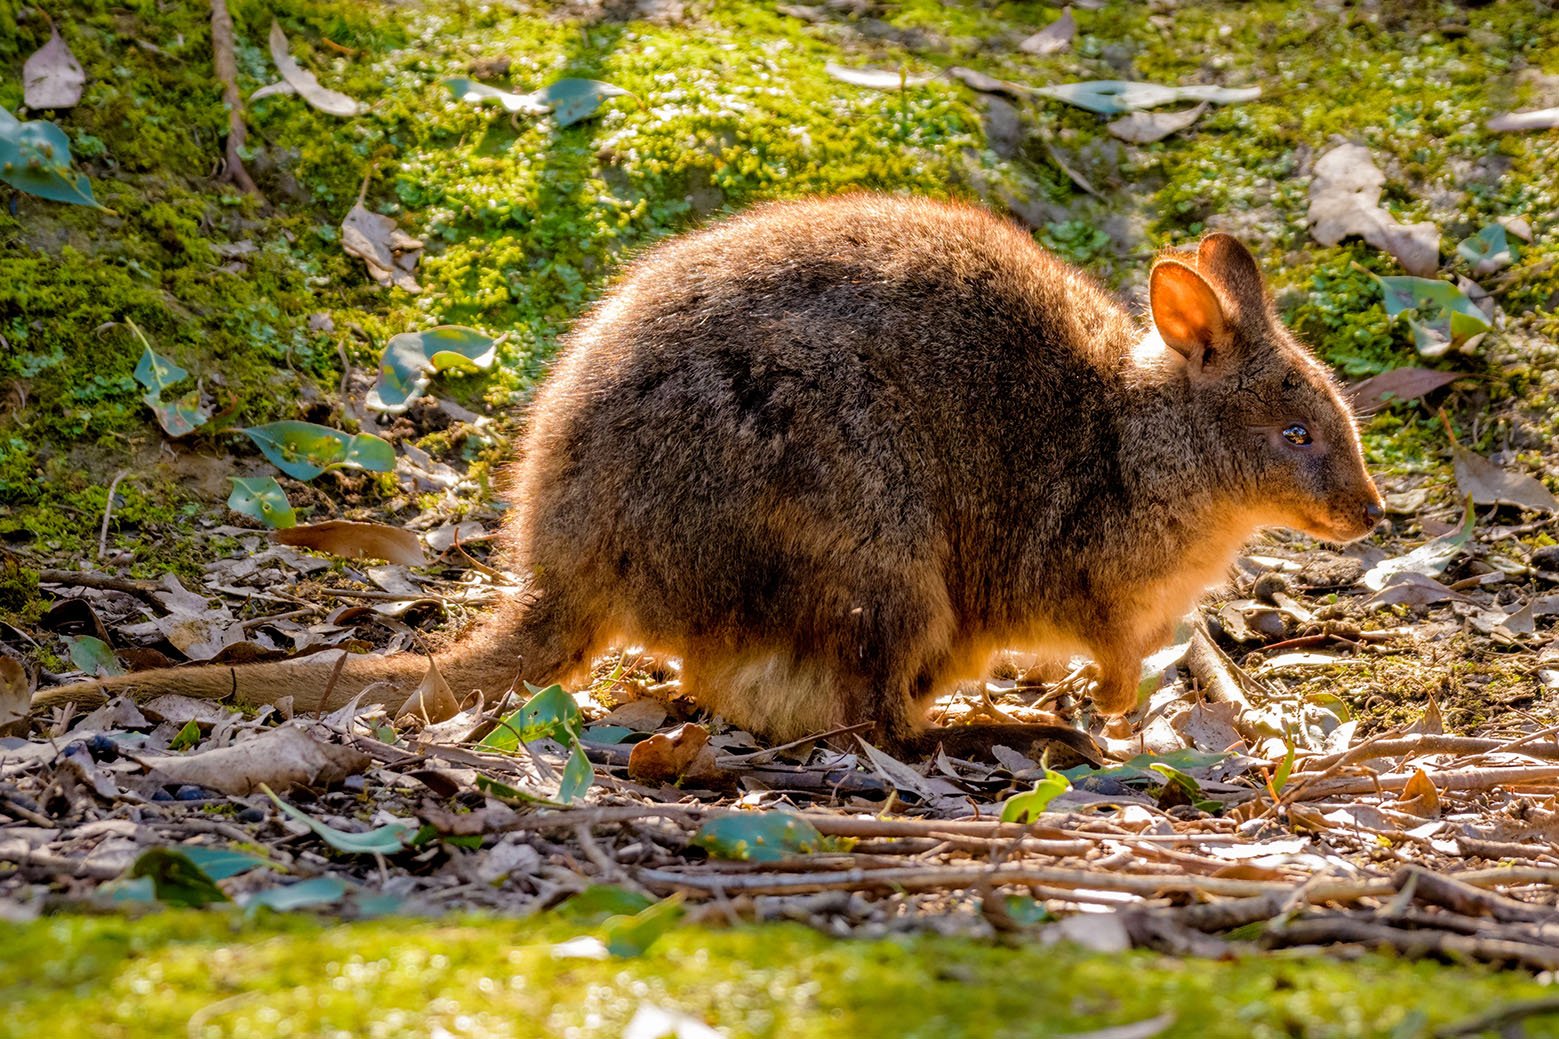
[1364, 500, 1384, 527]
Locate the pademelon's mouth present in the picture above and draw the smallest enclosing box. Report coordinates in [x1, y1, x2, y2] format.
[1291, 509, 1373, 544]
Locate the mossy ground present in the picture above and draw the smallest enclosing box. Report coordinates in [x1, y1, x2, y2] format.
[3, 910, 1558, 1039]
[3, 0, 1559, 1016]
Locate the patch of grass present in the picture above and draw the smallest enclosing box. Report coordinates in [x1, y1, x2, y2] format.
[3, 911, 1559, 1038]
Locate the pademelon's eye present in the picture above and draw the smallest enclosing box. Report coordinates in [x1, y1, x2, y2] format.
[1281, 423, 1312, 446]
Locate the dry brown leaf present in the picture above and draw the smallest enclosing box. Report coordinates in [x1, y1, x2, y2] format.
[23, 26, 85, 110]
[947, 66, 1031, 99]
[342, 202, 423, 293]
[1308, 143, 1439, 276]
[1106, 102, 1206, 144]
[0, 657, 29, 736]
[1486, 106, 1559, 132]
[274, 520, 428, 565]
[628, 721, 720, 784]
[139, 724, 370, 795]
[596, 699, 669, 732]
[1394, 768, 1441, 818]
[1366, 572, 1471, 607]
[1451, 445, 1559, 513]
[268, 22, 364, 117]
[396, 656, 460, 725]
[1347, 368, 1465, 411]
[1019, 6, 1075, 56]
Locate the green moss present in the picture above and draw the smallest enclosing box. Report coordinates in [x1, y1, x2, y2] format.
[3, 911, 1558, 1038]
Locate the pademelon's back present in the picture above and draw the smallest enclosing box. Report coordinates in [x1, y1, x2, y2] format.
[502, 195, 1139, 654]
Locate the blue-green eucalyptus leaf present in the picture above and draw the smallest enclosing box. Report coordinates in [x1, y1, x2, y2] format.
[227, 476, 297, 529]
[243, 422, 395, 480]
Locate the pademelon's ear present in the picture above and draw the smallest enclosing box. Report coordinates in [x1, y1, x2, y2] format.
[1196, 233, 1265, 317]
[1150, 259, 1230, 370]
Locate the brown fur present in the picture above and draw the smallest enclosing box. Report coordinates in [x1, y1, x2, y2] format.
[33, 195, 1381, 760]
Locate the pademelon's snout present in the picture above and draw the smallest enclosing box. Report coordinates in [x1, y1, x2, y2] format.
[1316, 475, 1386, 543]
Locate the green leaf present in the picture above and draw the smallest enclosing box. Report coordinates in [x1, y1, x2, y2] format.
[1148, 763, 1221, 812]
[243, 422, 396, 481]
[472, 774, 554, 805]
[1369, 272, 1492, 358]
[170, 718, 202, 751]
[691, 812, 826, 862]
[557, 884, 656, 923]
[146, 388, 212, 438]
[1455, 224, 1517, 274]
[227, 476, 298, 529]
[62, 634, 124, 677]
[129, 848, 229, 907]
[442, 77, 545, 114]
[442, 77, 628, 127]
[366, 326, 496, 414]
[180, 846, 275, 881]
[1063, 749, 1231, 785]
[128, 320, 211, 437]
[583, 724, 636, 745]
[263, 786, 416, 855]
[1032, 80, 1260, 115]
[1000, 894, 1054, 926]
[1000, 769, 1072, 823]
[481, 683, 580, 751]
[558, 742, 594, 804]
[1271, 740, 1297, 795]
[602, 894, 684, 957]
[242, 875, 350, 913]
[533, 78, 631, 127]
[0, 109, 108, 209]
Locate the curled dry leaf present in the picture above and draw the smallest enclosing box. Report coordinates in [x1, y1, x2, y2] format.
[824, 62, 935, 90]
[1347, 368, 1464, 411]
[1486, 106, 1559, 132]
[139, 724, 371, 795]
[273, 519, 428, 565]
[395, 655, 460, 725]
[1307, 144, 1439, 276]
[342, 202, 423, 293]
[0, 656, 29, 735]
[23, 26, 85, 110]
[627, 722, 722, 785]
[1394, 768, 1440, 819]
[1451, 445, 1559, 513]
[268, 22, 364, 117]
[1019, 6, 1074, 56]
[1107, 102, 1207, 144]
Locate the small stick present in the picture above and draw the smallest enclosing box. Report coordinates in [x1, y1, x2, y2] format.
[1293, 765, 1559, 800]
[96, 469, 131, 561]
[1392, 864, 1555, 924]
[1263, 915, 1559, 972]
[35, 569, 161, 597]
[634, 863, 1393, 901]
[209, 0, 262, 197]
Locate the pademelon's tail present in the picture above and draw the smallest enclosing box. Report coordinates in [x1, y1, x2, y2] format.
[30, 590, 592, 718]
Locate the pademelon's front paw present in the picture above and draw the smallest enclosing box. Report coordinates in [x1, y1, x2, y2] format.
[1089, 668, 1141, 717]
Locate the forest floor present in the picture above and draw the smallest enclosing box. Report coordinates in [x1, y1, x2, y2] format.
[3, 0, 1559, 1036]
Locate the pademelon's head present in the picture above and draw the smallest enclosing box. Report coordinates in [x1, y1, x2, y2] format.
[1148, 233, 1384, 543]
